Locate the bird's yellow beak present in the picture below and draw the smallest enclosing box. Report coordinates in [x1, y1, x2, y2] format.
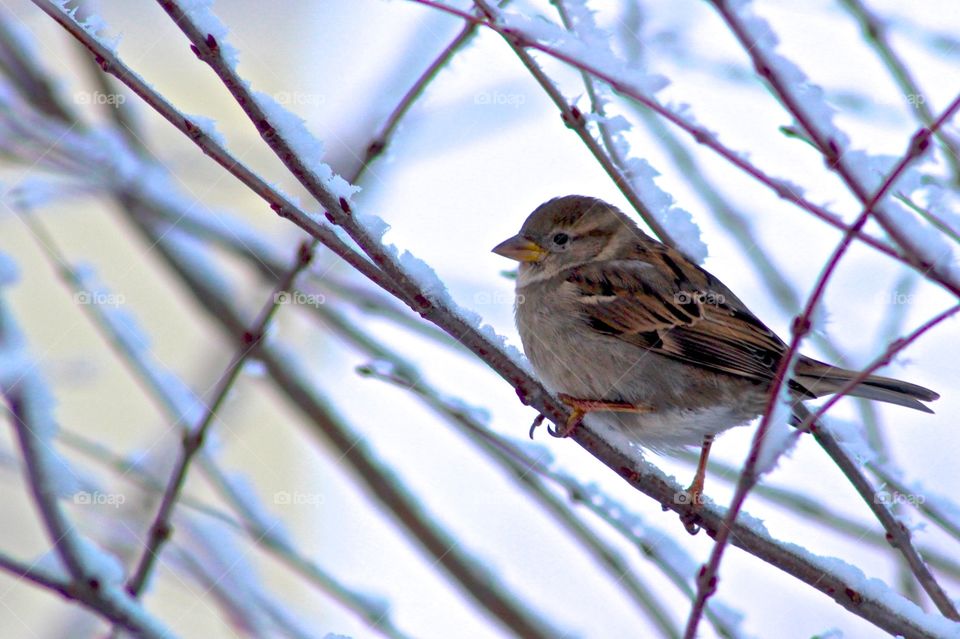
[491, 235, 546, 263]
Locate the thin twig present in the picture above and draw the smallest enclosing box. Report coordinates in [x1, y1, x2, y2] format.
[709, 0, 960, 297]
[126, 211, 563, 639]
[77, 52, 410, 628]
[9, 15, 556, 636]
[870, 462, 960, 544]
[684, 94, 960, 635]
[28, 0, 407, 306]
[570, 423, 950, 638]
[0, 299, 175, 639]
[560, 17, 929, 609]
[407, 0, 918, 269]
[550, 0, 677, 249]
[59, 423, 415, 639]
[353, 15, 480, 182]
[123, 242, 311, 597]
[672, 448, 960, 583]
[470, 0, 679, 249]
[0, 549, 72, 593]
[363, 365, 744, 639]
[0, 11, 72, 120]
[839, 0, 960, 184]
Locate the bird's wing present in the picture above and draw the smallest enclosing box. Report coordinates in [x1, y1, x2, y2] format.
[564, 254, 805, 392]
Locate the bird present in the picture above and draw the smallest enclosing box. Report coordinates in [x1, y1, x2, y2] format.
[492, 195, 938, 504]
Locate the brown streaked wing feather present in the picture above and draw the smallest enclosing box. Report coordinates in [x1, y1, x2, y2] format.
[566, 257, 792, 386]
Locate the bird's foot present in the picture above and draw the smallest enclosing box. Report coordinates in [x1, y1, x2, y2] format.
[549, 394, 654, 438]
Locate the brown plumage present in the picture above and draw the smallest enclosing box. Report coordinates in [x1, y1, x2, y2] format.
[493, 195, 938, 500]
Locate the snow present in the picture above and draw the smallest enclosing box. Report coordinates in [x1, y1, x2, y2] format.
[0, 303, 84, 496]
[182, 516, 272, 634]
[502, 3, 707, 261]
[754, 418, 799, 476]
[823, 418, 877, 466]
[346, 214, 535, 375]
[74, 262, 209, 427]
[252, 91, 360, 204]
[13, 399, 86, 496]
[777, 538, 960, 637]
[444, 396, 491, 426]
[916, 486, 960, 531]
[184, 113, 228, 147]
[74, 536, 125, 586]
[707, 602, 746, 637]
[923, 183, 960, 234]
[728, 0, 847, 150]
[220, 470, 291, 545]
[0, 306, 57, 440]
[731, 508, 771, 536]
[53, 2, 120, 52]
[355, 358, 397, 379]
[877, 461, 960, 533]
[884, 196, 957, 273]
[755, 374, 801, 475]
[0, 252, 18, 286]
[506, 437, 555, 467]
[157, 369, 208, 428]
[592, 115, 706, 260]
[54, 0, 360, 222]
[398, 249, 449, 301]
[808, 302, 831, 334]
[97, 583, 178, 638]
[562, 476, 700, 577]
[160, 224, 234, 308]
[477, 322, 531, 373]
[175, 0, 240, 68]
[6, 177, 74, 209]
[498, 12, 668, 96]
[45, 450, 84, 499]
[0, 299, 163, 631]
[728, 0, 959, 284]
[355, 212, 390, 244]
[843, 151, 917, 196]
[89, 127, 141, 183]
[772, 177, 808, 199]
[617, 153, 707, 261]
[31, 548, 69, 582]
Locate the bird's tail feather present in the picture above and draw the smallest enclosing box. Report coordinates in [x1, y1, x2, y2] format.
[794, 359, 938, 414]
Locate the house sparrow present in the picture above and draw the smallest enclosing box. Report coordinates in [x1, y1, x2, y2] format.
[492, 195, 938, 502]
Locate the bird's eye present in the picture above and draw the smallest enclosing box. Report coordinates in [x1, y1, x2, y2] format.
[552, 232, 569, 246]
